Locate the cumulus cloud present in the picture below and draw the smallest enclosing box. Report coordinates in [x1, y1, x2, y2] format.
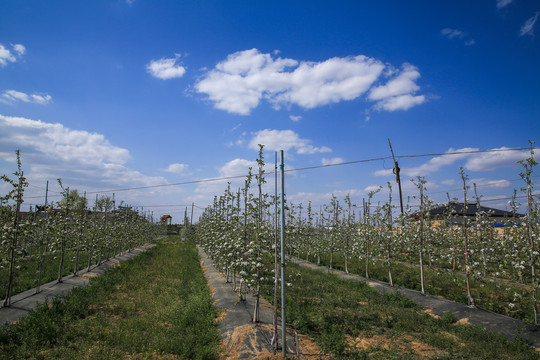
[404, 148, 478, 176]
[375, 147, 534, 178]
[322, 157, 344, 166]
[470, 178, 510, 189]
[520, 12, 540, 37]
[195, 48, 422, 115]
[220, 158, 257, 177]
[164, 163, 190, 176]
[497, 0, 513, 9]
[373, 94, 426, 112]
[368, 64, 426, 111]
[12, 44, 25, 56]
[374, 148, 478, 177]
[194, 158, 257, 196]
[146, 54, 186, 79]
[0, 43, 25, 67]
[0, 114, 167, 191]
[248, 129, 331, 154]
[464, 147, 531, 171]
[373, 168, 393, 177]
[1, 90, 52, 105]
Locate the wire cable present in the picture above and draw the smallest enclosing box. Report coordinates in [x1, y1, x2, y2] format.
[19, 146, 539, 199]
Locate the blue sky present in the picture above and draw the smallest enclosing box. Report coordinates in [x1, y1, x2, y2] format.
[1, 0, 539, 222]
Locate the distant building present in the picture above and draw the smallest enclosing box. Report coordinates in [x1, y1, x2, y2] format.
[410, 202, 523, 226]
[160, 214, 173, 225]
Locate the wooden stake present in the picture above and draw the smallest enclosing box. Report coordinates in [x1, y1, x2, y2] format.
[388, 139, 404, 215]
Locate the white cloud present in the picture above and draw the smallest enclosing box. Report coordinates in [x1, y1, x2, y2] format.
[374, 94, 426, 111]
[520, 12, 540, 37]
[0, 114, 167, 191]
[375, 147, 534, 179]
[220, 158, 257, 178]
[405, 148, 478, 176]
[12, 44, 25, 56]
[0, 114, 129, 165]
[146, 54, 186, 79]
[441, 28, 464, 39]
[248, 129, 332, 154]
[1, 90, 52, 105]
[374, 168, 393, 177]
[322, 157, 344, 166]
[195, 48, 395, 115]
[364, 185, 383, 193]
[497, 0, 513, 9]
[164, 163, 190, 176]
[470, 178, 510, 189]
[369, 64, 426, 111]
[374, 148, 478, 177]
[289, 115, 302, 122]
[464, 147, 531, 171]
[0, 43, 25, 67]
[369, 64, 420, 100]
[194, 158, 257, 196]
[288, 189, 365, 206]
[441, 28, 476, 47]
[441, 179, 456, 186]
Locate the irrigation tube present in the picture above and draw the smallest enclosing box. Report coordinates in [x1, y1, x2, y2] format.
[280, 150, 287, 357]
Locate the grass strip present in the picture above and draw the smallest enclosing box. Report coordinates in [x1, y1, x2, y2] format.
[309, 252, 535, 324]
[0, 236, 220, 360]
[261, 260, 538, 359]
[0, 250, 97, 299]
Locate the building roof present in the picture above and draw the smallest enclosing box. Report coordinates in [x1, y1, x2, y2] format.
[411, 202, 522, 218]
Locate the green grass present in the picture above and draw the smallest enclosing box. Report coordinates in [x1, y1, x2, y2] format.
[306, 252, 535, 324]
[261, 260, 538, 359]
[0, 236, 220, 360]
[0, 244, 129, 300]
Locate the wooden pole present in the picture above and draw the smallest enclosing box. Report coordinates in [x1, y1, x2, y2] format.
[388, 139, 404, 215]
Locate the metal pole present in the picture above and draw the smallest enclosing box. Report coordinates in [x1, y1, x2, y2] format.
[272, 152, 279, 349]
[44, 180, 49, 208]
[280, 150, 287, 357]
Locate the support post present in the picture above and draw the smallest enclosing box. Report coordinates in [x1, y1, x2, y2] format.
[272, 152, 279, 348]
[280, 150, 287, 357]
[388, 138, 404, 215]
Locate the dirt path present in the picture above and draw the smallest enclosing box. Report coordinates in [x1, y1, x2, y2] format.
[198, 246, 324, 359]
[0, 243, 156, 325]
[290, 257, 540, 350]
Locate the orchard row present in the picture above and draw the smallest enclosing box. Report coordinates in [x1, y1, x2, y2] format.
[198, 145, 539, 325]
[1, 151, 165, 305]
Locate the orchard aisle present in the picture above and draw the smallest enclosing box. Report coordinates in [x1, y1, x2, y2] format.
[290, 257, 540, 350]
[197, 245, 323, 359]
[0, 243, 156, 324]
